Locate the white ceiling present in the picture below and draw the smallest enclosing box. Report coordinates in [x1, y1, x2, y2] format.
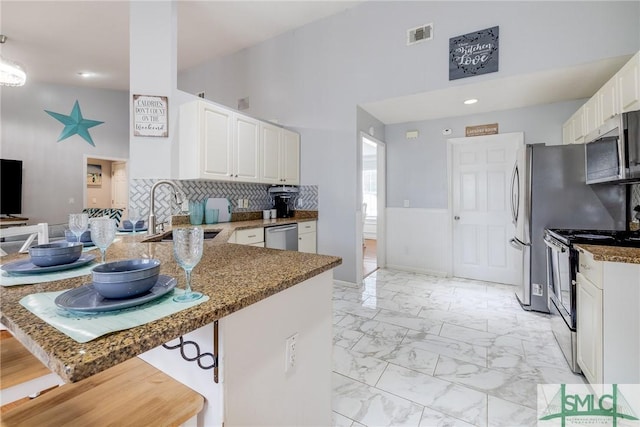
[0, 1, 630, 124]
[0, 0, 361, 91]
[362, 55, 631, 124]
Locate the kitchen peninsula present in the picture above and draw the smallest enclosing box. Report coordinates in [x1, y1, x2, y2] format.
[0, 223, 341, 426]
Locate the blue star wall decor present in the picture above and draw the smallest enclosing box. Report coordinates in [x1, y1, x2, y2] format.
[45, 100, 104, 146]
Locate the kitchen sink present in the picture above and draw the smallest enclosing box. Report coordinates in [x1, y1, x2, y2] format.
[160, 230, 220, 241]
[142, 230, 220, 243]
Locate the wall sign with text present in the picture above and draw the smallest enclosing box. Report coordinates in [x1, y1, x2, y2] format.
[133, 95, 168, 137]
[449, 26, 499, 81]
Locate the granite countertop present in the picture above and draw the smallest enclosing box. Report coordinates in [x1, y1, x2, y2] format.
[575, 244, 640, 264]
[0, 215, 340, 383]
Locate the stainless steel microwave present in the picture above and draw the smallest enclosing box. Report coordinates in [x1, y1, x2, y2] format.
[585, 110, 640, 184]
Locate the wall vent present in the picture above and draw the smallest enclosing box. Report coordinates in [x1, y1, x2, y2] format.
[407, 23, 433, 46]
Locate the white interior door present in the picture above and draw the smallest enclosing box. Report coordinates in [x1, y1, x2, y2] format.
[111, 161, 128, 212]
[451, 133, 522, 285]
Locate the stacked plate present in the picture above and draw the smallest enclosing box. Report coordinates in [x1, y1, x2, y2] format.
[1, 242, 96, 275]
[54, 258, 176, 313]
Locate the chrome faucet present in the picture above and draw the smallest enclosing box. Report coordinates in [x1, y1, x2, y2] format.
[148, 180, 184, 235]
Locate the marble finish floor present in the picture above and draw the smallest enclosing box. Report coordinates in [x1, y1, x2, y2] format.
[332, 269, 585, 427]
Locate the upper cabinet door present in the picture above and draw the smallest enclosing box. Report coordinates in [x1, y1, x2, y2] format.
[260, 123, 281, 184]
[599, 76, 619, 123]
[281, 129, 300, 185]
[234, 116, 260, 182]
[572, 107, 585, 144]
[583, 96, 600, 135]
[619, 52, 640, 113]
[202, 104, 234, 179]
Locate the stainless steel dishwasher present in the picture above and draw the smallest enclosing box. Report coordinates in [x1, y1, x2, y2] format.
[265, 224, 298, 251]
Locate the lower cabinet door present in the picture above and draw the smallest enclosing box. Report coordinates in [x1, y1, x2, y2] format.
[298, 232, 316, 254]
[576, 272, 603, 384]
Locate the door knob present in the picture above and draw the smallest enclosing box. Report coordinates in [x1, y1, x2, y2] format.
[454, 216, 460, 220]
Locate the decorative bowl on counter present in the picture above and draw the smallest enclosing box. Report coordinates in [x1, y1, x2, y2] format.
[92, 258, 161, 299]
[65, 229, 92, 243]
[29, 242, 83, 267]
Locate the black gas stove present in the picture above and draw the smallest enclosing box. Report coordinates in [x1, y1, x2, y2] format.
[545, 228, 640, 248]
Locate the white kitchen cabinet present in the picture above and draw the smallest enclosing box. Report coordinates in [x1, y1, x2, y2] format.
[570, 107, 585, 144]
[562, 50, 639, 143]
[260, 123, 282, 184]
[259, 124, 300, 185]
[298, 220, 317, 253]
[583, 96, 600, 137]
[180, 100, 299, 184]
[619, 51, 640, 113]
[179, 101, 233, 180]
[562, 119, 574, 145]
[576, 271, 603, 385]
[599, 75, 619, 123]
[576, 247, 640, 384]
[233, 115, 260, 182]
[232, 227, 265, 246]
[281, 129, 300, 185]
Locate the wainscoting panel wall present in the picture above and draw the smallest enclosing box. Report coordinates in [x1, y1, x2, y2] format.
[386, 208, 451, 276]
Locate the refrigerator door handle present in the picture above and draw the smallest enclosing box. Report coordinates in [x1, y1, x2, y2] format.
[510, 162, 520, 225]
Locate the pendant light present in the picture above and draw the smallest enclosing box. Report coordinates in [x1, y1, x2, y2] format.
[0, 35, 27, 87]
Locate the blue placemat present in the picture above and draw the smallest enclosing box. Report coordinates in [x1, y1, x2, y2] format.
[20, 288, 208, 343]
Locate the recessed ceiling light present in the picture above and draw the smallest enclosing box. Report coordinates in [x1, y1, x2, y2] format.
[464, 98, 478, 105]
[77, 72, 93, 78]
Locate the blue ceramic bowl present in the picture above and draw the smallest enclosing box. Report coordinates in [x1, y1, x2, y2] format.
[29, 242, 83, 267]
[92, 259, 161, 299]
[65, 229, 92, 243]
[121, 220, 145, 230]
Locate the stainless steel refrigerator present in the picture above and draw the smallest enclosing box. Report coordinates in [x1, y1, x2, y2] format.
[509, 143, 627, 313]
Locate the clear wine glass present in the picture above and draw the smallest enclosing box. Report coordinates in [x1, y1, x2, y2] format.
[172, 227, 204, 302]
[128, 207, 141, 234]
[90, 217, 116, 263]
[69, 213, 89, 243]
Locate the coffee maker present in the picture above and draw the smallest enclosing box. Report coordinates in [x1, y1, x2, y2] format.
[274, 194, 293, 218]
[268, 185, 299, 218]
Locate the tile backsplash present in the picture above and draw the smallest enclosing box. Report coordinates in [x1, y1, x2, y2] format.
[631, 183, 640, 221]
[129, 179, 318, 223]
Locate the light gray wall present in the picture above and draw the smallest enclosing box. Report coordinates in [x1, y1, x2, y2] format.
[385, 99, 586, 209]
[178, 1, 640, 282]
[1, 82, 129, 225]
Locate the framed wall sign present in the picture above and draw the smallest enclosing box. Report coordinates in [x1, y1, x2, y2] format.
[133, 94, 168, 137]
[449, 26, 499, 81]
[466, 123, 499, 137]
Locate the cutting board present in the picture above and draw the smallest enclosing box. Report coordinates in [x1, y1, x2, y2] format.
[205, 198, 232, 222]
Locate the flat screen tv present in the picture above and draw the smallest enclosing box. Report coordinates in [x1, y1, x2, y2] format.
[0, 159, 23, 216]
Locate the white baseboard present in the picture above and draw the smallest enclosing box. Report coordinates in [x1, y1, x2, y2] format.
[385, 264, 449, 277]
[333, 279, 358, 287]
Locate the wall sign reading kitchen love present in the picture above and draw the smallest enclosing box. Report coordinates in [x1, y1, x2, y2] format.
[133, 94, 168, 137]
[449, 26, 499, 80]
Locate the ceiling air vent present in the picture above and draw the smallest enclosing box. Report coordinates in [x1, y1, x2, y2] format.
[407, 23, 433, 46]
